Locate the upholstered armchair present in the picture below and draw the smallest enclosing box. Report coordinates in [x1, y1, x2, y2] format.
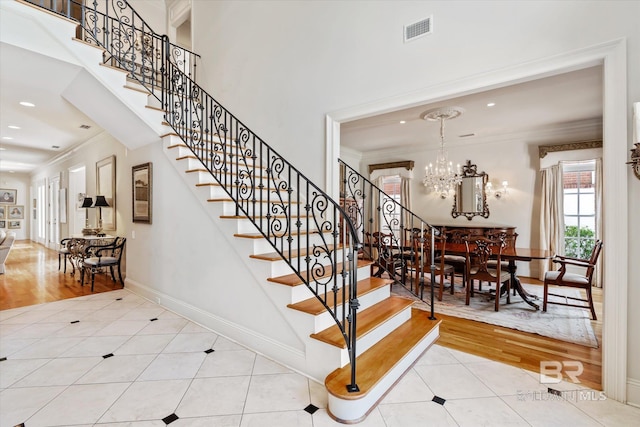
[0, 230, 16, 274]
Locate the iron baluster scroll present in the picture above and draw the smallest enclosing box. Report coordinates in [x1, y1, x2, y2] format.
[339, 160, 438, 319]
[27, 0, 362, 393]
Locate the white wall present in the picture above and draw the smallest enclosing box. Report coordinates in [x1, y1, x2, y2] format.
[190, 0, 639, 404]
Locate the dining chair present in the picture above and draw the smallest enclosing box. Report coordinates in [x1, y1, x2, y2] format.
[485, 230, 519, 295]
[58, 238, 72, 273]
[543, 240, 602, 320]
[464, 236, 511, 311]
[370, 231, 405, 282]
[440, 227, 471, 288]
[411, 228, 455, 300]
[81, 237, 127, 291]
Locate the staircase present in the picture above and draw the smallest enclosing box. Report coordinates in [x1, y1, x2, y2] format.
[7, 0, 441, 422]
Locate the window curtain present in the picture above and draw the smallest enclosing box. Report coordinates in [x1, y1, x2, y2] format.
[539, 164, 563, 280]
[594, 158, 603, 287]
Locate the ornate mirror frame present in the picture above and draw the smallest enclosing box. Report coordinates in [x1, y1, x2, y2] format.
[451, 160, 490, 220]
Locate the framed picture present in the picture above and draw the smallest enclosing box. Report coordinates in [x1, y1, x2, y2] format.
[132, 162, 152, 224]
[0, 220, 5, 229]
[0, 206, 5, 219]
[8, 220, 20, 229]
[96, 155, 116, 230]
[8, 205, 24, 219]
[0, 189, 17, 205]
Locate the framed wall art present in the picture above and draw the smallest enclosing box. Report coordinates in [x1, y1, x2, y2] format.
[132, 162, 152, 224]
[0, 206, 5, 218]
[8, 221, 20, 229]
[0, 189, 16, 204]
[96, 155, 116, 230]
[8, 206, 24, 219]
[0, 220, 5, 229]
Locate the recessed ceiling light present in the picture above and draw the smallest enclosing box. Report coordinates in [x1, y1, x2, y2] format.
[51, 145, 60, 149]
[487, 102, 496, 107]
[79, 124, 92, 129]
[19, 101, 35, 107]
[399, 120, 406, 124]
[2, 136, 13, 140]
[8, 125, 21, 130]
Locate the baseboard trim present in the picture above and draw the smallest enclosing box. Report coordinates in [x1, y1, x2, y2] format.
[626, 378, 640, 408]
[124, 278, 312, 379]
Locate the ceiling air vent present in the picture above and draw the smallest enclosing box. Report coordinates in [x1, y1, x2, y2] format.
[404, 16, 432, 43]
[79, 124, 91, 129]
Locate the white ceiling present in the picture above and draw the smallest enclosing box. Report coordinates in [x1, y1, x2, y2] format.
[0, 41, 603, 174]
[341, 65, 603, 155]
[0, 43, 102, 174]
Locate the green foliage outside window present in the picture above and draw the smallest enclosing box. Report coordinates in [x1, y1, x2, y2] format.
[564, 225, 595, 259]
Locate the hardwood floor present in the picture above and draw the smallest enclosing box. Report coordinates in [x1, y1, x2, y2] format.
[0, 240, 124, 310]
[0, 240, 602, 390]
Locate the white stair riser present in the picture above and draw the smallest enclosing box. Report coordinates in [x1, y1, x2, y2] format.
[287, 263, 372, 304]
[204, 184, 294, 202]
[239, 233, 337, 256]
[311, 285, 391, 333]
[337, 306, 412, 367]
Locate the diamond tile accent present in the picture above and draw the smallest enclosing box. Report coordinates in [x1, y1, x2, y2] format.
[103, 353, 114, 359]
[70, 320, 80, 324]
[204, 348, 214, 354]
[304, 404, 319, 414]
[116, 298, 123, 301]
[0, 357, 7, 362]
[548, 387, 562, 396]
[162, 413, 179, 424]
[150, 318, 158, 321]
[432, 395, 446, 405]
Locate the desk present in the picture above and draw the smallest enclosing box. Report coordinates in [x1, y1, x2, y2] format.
[66, 235, 115, 275]
[445, 243, 553, 310]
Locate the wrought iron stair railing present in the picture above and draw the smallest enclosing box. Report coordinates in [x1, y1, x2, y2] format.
[24, 0, 363, 392]
[339, 160, 439, 317]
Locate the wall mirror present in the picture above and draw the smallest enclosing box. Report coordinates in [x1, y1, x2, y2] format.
[452, 160, 489, 220]
[96, 155, 116, 230]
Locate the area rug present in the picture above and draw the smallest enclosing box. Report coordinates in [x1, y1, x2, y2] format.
[392, 281, 598, 348]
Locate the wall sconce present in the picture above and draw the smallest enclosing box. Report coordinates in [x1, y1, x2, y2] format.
[485, 180, 508, 199]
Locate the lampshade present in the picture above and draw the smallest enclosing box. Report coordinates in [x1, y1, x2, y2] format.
[81, 197, 94, 208]
[94, 195, 110, 207]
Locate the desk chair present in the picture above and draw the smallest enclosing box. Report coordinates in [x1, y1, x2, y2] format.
[81, 237, 126, 291]
[543, 240, 602, 320]
[464, 236, 511, 311]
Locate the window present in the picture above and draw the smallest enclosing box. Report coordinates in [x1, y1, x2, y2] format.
[380, 175, 402, 236]
[562, 160, 596, 258]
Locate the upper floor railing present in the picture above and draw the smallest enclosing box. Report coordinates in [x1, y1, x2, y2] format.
[24, 0, 199, 101]
[24, 0, 363, 392]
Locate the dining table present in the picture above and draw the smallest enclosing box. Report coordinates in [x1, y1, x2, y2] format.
[443, 243, 553, 310]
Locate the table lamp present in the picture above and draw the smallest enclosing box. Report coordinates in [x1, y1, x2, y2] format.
[94, 195, 110, 229]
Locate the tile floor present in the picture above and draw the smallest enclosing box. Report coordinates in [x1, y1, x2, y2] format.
[1, 289, 639, 427]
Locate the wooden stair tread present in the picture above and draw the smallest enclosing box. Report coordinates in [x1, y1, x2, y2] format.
[249, 244, 342, 262]
[269, 259, 374, 286]
[325, 308, 440, 399]
[287, 277, 393, 315]
[310, 296, 414, 348]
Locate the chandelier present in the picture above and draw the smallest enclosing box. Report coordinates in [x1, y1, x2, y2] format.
[422, 107, 463, 198]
